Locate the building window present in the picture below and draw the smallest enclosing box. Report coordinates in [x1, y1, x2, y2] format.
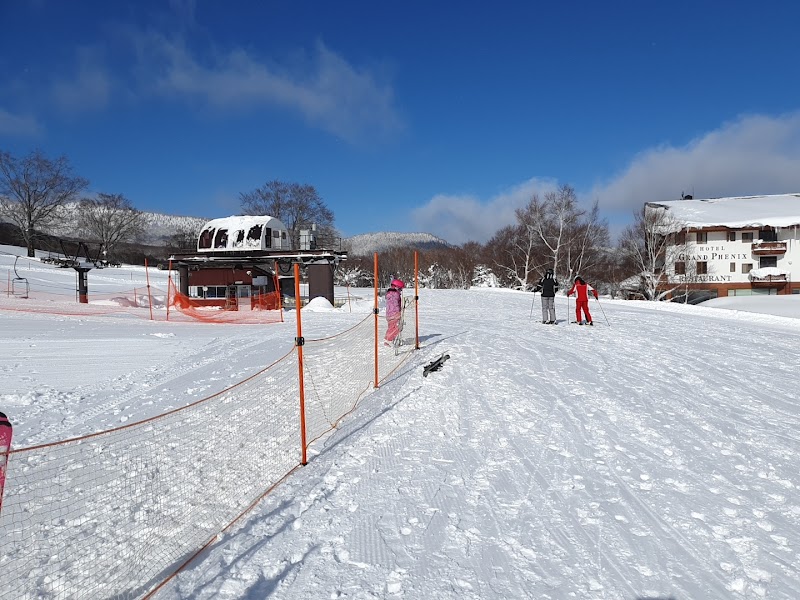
[727, 231, 736, 242]
[697, 261, 708, 275]
[760, 256, 777, 268]
[730, 262, 736, 272]
[742, 232, 754, 242]
[696, 231, 707, 244]
[759, 228, 777, 242]
[742, 263, 753, 274]
[213, 228, 228, 248]
[198, 228, 214, 249]
[672, 231, 686, 245]
[246, 225, 263, 247]
[674, 262, 686, 275]
[190, 286, 228, 299]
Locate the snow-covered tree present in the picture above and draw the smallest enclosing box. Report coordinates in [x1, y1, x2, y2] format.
[336, 265, 373, 288]
[472, 264, 499, 288]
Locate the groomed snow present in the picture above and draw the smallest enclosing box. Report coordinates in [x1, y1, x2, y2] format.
[2, 245, 800, 599]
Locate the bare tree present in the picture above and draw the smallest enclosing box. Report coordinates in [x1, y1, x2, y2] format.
[502, 184, 610, 287]
[0, 149, 89, 257]
[618, 203, 690, 300]
[563, 200, 610, 281]
[485, 224, 541, 289]
[78, 193, 145, 259]
[164, 225, 199, 253]
[240, 180, 336, 248]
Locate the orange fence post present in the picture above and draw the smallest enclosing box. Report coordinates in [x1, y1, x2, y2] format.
[373, 253, 379, 388]
[294, 263, 308, 466]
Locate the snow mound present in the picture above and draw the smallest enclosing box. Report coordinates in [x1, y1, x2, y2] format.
[303, 296, 336, 311]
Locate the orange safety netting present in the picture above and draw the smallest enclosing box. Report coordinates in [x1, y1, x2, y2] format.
[0, 286, 170, 319]
[167, 279, 284, 325]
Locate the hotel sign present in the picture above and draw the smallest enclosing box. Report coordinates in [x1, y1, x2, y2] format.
[678, 245, 749, 262]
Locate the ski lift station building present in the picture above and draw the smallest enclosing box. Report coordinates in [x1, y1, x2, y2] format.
[646, 193, 800, 302]
[171, 215, 344, 308]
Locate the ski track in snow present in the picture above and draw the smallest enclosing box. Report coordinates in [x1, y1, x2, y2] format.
[156, 290, 800, 600]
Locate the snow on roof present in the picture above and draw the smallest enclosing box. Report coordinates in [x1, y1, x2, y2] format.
[647, 193, 800, 229]
[201, 215, 286, 231]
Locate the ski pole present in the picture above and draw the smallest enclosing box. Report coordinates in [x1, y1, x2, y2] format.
[594, 296, 610, 326]
[529, 290, 537, 319]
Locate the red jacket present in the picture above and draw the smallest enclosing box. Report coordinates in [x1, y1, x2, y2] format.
[567, 281, 598, 301]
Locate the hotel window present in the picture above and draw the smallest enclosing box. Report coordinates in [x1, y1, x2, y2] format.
[730, 262, 736, 272]
[697, 262, 708, 275]
[672, 231, 686, 245]
[742, 263, 753, 274]
[759, 228, 777, 242]
[696, 231, 707, 243]
[727, 231, 736, 242]
[675, 262, 686, 275]
[742, 232, 754, 242]
[760, 256, 777, 269]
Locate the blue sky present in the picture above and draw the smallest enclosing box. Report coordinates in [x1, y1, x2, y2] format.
[2, 1, 800, 244]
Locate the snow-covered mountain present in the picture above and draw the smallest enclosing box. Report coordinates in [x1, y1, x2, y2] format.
[343, 231, 451, 256]
[41, 203, 208, 244]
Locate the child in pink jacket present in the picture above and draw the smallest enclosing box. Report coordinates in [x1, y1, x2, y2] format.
[384, 279, 405, 344]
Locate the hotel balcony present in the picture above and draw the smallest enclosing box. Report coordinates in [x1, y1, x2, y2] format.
[751, 241, 787, 255]
[749, 273, 788, 288]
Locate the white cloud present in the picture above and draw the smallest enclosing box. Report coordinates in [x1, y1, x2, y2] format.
[411, 113, 800, 246]
[0, 106, 42, 137]
[411, 178, 558, 245]
[589, 112, 800, 212]
[137, 34, 403, 144]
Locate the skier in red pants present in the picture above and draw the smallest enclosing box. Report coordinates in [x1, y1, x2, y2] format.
[567, 276, 598, 325]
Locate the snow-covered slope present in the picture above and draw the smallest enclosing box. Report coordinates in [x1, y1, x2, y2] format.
[3, 241, 800, 599]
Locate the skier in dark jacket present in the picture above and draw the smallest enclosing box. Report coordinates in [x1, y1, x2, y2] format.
[533, 268, 559, 324]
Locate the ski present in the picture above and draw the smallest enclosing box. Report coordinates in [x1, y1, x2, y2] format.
[423, 353, 450, 377]
[0, 412, 12, 515]
[392, 297, 411, 354]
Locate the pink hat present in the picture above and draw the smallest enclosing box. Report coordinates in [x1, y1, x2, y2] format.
[391, 278, 405, 289]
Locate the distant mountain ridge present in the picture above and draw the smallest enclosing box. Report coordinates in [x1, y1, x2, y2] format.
[343, 231, 451, 256]
[40, 203, 208, 245]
